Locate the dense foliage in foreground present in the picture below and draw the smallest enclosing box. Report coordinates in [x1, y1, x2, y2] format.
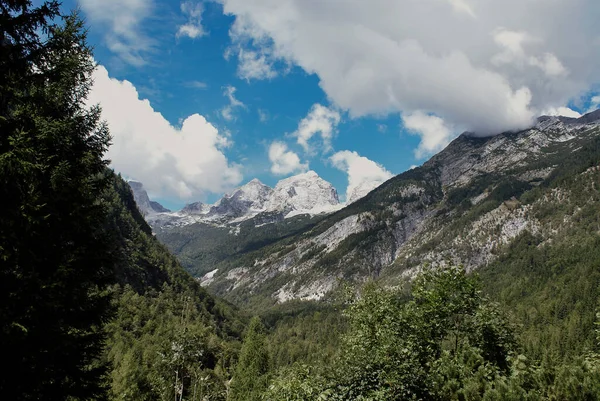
[0, 2, 245, 399]
[240, 267, 600, 400]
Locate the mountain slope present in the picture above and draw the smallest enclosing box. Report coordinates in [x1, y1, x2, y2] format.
[102, 173, 245, 400]
[198, 111, 600, 307]
[133, 171, 347, 277]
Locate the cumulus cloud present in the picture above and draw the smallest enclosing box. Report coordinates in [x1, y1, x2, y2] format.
[403, 112, 456, 159]
[492, 29, 568, 78]
[80, 0, 152, 66]
[226, 14, 280, 80]
[221, 85, 245, 120]
[217, 0, 600, 149]
[542, 107, 582, 119]
[177, 1, 206, 39]
[293, 104, 341, 153]
[269, 142, 309, 175]
[330, 151, 393, 204]
[88, 66, 243, 200]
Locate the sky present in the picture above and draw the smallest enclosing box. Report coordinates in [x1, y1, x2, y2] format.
[59, 0, 600, 210]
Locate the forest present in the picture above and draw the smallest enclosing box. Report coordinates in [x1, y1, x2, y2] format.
[1, 1, 599, 400]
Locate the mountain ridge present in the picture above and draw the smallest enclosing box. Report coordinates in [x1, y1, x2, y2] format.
[198, 109, 600, 306]
[131, 170, 346, 229]
[132, 110, 600, 308]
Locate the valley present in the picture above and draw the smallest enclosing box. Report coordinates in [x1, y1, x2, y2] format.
[134, 110, 600, 309]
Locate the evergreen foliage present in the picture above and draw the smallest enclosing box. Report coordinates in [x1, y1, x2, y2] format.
[262, 267, 600, 401]
[229, 316, 270, 401]
[101, 174, 246, 401]
[0, 2, 114, 399]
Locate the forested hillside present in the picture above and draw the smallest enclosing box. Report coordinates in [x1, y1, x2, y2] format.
[0, 2, 244, 399]
[103, 173, 246, 400]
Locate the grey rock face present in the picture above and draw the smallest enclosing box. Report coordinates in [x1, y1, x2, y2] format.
[128, 181, 170, 216]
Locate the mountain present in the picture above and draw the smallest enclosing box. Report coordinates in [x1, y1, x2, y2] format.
[207, 178, 274, 222]
[127, 172, 343, 278]
[127, 180, 170, 215]
[190, 110, 600, 306]
[102, 173, 244, 399]
[181, 201, 211, 215]
[346, 181, 382, 204]
[132, 171, 343, 230]
[266, 171, 340, 217]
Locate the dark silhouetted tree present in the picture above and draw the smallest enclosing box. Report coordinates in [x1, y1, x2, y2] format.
[0, 1, 114, 399]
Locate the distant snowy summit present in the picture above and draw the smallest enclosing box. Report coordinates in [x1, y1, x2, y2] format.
[128, 171, 351, 229]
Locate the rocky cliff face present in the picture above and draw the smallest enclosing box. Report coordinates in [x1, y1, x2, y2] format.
[196, 110, 600, 306]
[128, 181, 170, 216]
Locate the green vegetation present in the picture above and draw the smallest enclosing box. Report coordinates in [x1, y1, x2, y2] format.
[0, 2, 244, 399]
[2, 1, 600, 400]
[0, 2, 114, 398]
[229, 317, 270, 401]
[261, 267, 600, 400]
[156, 213, 324, 277]
[102, 174, 246, 401]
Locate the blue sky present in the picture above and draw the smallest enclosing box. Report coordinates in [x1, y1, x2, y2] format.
[63, 0, 599, 210]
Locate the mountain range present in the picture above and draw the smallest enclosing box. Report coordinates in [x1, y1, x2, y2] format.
[131, 109, 600, 308]
[131, 170, 348, 230]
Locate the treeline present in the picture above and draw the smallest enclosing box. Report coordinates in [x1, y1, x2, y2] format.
[233, 267, 600, 400]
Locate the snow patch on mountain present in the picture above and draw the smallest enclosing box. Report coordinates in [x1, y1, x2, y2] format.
[131, 171, 348, 229]
[266, 171, 339, 213]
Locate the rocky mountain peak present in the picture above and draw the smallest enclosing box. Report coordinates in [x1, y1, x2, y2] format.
[267, 171, 340, 214]
[181, 201, 210, 215]
[127, 180, 170, 216]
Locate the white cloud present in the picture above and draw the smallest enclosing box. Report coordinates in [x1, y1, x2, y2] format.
[543, 107, 582, 119]
[217, 0, 600, 136]
[293, 104, 341, 153]
[447, 0, 476, 18]
[403, 112, 456, 159]
[588, 95, 600, 113]
[269, 142, 309, 175]
[177, 1, 206, 39]
[492, 29, 568, 78]
[258, 109, 269, 122]
[330, 151, 393, 203]
[88, 66, 243, 200]
[80, 0, 152, 66]
[221, 85, 245, 120]
[529, 53, 568, 78]
[226, 14, 281, 80]
[186, 80, 208, 89]
[236, 48, 278, 80]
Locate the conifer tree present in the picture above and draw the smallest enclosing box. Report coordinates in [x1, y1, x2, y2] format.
[0, 1, 114, 399]
[229, 316, 269, 401]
